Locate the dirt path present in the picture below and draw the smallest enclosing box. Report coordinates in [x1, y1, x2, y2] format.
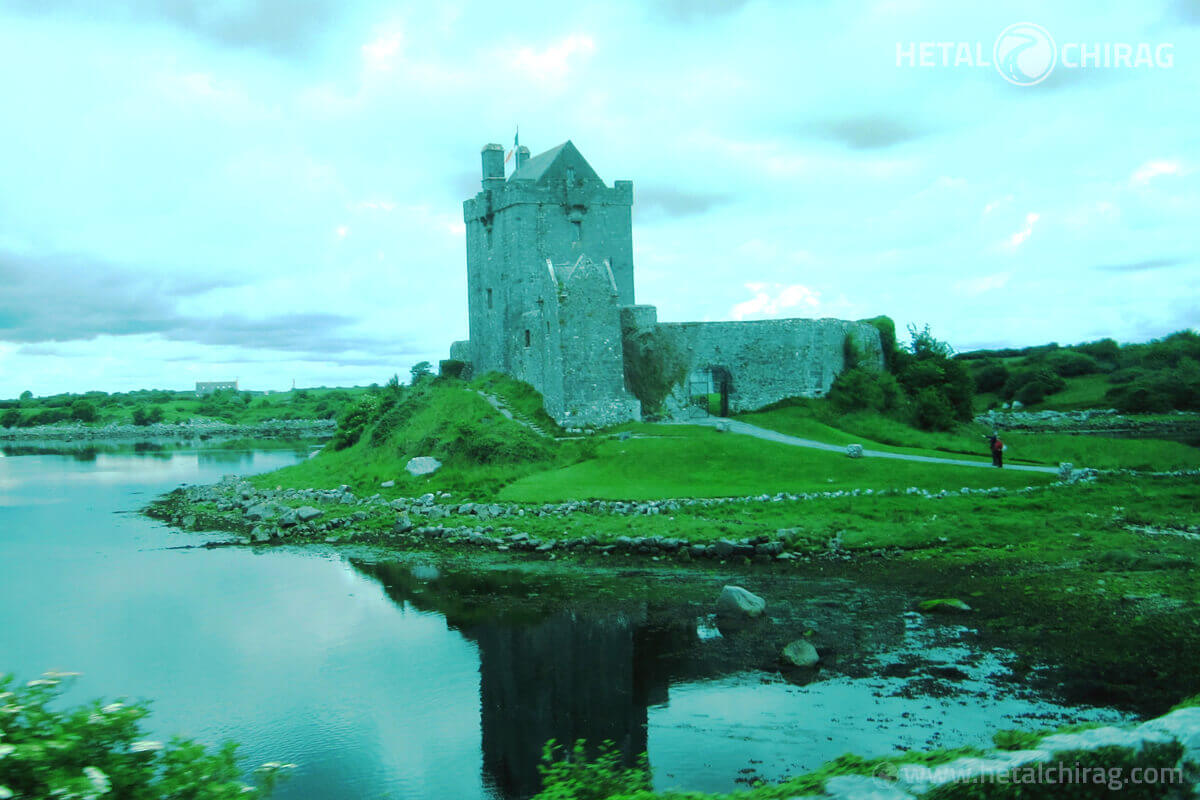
[677, 417, 1060, 474]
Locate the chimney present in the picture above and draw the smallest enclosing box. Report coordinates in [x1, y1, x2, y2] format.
[515, 145, 530, 170]
[481, 143, 504, 188]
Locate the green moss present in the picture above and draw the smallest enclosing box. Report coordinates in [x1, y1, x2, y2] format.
[923, 743, 1185, 799]
[622, 324, 689, 417]
[1170, 694, 1200, 711]
[992, 722, 1105, 751]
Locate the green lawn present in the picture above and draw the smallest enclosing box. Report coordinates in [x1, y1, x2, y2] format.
[500, 425, 1051, 502]
[739, 405, 1200, 472]
[1039, 373, 1113, 410]
[738, 408, 997, 463]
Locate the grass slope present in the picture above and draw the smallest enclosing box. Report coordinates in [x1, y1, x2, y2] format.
[740, 402, 1200, 471]
[500, 424, 1051, 502]
[255, 380, 570, 497]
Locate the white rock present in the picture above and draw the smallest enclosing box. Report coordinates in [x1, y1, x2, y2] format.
[899, 751, 1049, 792]
[1038, 726, 1171, 754]
[716, 585, 766, 617]
[1137, 707, 1200, 767]
[846, 444, 864, 458]
[782, 639, 819, 667]
[406, 457, 442, 476]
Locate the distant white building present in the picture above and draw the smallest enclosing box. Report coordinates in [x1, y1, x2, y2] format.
[195, 381, 238, 397]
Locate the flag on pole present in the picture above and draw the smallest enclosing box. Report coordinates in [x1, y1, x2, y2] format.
[504, 127, 520, 165]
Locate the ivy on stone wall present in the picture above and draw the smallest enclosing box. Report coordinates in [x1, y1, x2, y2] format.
[621, 324, 689, 417]
[864, 315, 899, 373]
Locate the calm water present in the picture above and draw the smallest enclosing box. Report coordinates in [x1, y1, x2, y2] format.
[0, 442, 1127, 799]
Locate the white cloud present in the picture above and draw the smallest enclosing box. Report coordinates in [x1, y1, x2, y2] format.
[362, 28, 405, 73]
[1130, 159, 1183, 186]
[730, 283, 822, 321]
[955, 271, 1010, 296]
[506, 34, 595, 87]
[1003, 212, 1040, 250]
[983, 194, 1013, 215]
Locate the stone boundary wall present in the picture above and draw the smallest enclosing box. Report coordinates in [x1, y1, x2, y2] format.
[644, 317, 884, 416]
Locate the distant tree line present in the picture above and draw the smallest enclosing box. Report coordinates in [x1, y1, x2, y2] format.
[957, 330, 1200, 412]
[0, 386, 364, 428]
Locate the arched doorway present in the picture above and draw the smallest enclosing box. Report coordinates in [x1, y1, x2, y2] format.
[686, 366, 732, 417]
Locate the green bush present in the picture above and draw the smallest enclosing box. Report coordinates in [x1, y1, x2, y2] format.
[329, 395, 378, 450]
[132, 406, 165, 426]
[1076, 338, 1121, 364]
[893, 325, 974, 423]
[409, 361, 433, 384]
[533, 740, 650, 800]
[1002, 369, 1065, 403]
[912, 387, 956, 431]
[70, 399, 98, 422]
[1105, 385, 1172, 413]
[1047, 350, 1102, 377]
[973, 362, 1010, 394]
[0, 672, 289, 800]
[0, 410, 20, 428]
[828, 368, 901, 413]
[28, 408, 69, 426]
[439, 359, 469, 380]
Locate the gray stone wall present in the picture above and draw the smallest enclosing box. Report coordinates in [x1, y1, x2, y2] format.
[553, 257, 641, 426]
[645, 318, 884, 417]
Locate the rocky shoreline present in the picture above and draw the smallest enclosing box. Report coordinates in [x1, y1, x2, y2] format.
[818, 706, 1200, 800]
[0, 417, 336, 442]
[148, 474, 1084, 562]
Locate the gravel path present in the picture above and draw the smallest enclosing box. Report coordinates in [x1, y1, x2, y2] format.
[677, 417, 1060, 474]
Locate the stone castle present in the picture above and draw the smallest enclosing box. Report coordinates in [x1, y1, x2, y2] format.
[450, 140, 883, 426]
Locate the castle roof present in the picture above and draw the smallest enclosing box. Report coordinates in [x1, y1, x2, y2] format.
[510, 140, 601, 184]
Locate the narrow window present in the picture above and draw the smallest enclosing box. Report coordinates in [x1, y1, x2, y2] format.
[572, 220, 582, 241]
[486, 288, 493, 309]
[486, 226, 494, 249]
[524, 329, 531, 347]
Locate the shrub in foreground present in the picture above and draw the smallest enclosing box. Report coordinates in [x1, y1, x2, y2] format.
[0, 672, 290, 800]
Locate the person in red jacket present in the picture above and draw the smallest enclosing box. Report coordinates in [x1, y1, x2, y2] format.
[987, 431, 1004, 468]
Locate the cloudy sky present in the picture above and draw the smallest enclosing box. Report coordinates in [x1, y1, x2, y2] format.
[0, 0, 1196, 397]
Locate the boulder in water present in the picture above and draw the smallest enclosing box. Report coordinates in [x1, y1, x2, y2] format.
[716, 585, 766, 618]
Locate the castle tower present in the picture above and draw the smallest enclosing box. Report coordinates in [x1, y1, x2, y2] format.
[462, 141, 641, 426]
